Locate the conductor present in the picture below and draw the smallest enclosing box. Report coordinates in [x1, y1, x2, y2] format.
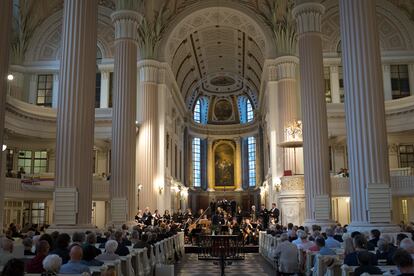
[269, 202, 280, 223]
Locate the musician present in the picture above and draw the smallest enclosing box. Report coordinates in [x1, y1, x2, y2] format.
[196, 208, 204, 220]
[236, 206, 243, 225]
[269, 202, 280, 223]
[250, 205, 258, 222]
[163, 210, 171, 222]
[183, 208, 194, 221]
[242, 218, 254, 244]
[142, 207, 153, 226]
[134, 209, 143, 224]
[230, 217, 241, 236]
[258, 204, 269, 229]
[153, 209, 161, 225]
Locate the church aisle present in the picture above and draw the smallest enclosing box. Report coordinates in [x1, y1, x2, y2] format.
[175, 253, 276, 276]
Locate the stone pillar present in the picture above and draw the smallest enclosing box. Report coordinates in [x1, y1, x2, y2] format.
[53, 0, 97, 229]
[293, 2, 333, 227]
[207, 139, 215, 191]
[100, 71, 110, 108]
[339, 0, 398, 232]
[408, 64, 414, 97]
[275, 56, 300, 174]
[52, 74, 59, 108]
[330, 66, 341, 103]
[110, 9, 140, 225]
[137, 62, 160, 211]
[235, 138, 243, 191]
[0, 0, 12, 229]
[383, 65, 392, 101]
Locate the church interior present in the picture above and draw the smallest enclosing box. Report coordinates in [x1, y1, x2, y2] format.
[1, 0, 414, 275]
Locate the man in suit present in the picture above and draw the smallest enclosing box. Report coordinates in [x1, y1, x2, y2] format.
[269, 202, 280, 223]
[258, 204, 269, 229]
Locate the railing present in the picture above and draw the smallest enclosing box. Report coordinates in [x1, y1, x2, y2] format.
[259, 231, 278, 268]
[390, 167, 413, 176]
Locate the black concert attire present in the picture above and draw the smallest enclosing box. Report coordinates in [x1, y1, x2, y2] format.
[269, 207, 280, 223]
[142, 212, 153, 226]
[259, 208, 269, 229]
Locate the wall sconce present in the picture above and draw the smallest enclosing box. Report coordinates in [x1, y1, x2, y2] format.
[2, 144, 7, 152]
[137, 184, 143, 191]
[273, 177, 282, 192]
[171, 185, 180, 194]
[158, 185, 164, 195]
[285, 120, 302, 141]
[7, 74, 14, 81]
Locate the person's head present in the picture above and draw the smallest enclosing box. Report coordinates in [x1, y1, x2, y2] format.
[131, 230, 139, 240]
[325, 228, 334, 237]
[2, 258, 24, 276]
[287, 223, 293, 230]
[353, 234, 368, 250]
[121, 224, 128, 231]
[251, 205, 256, 211]
[105, 240, 118, 254]
[343, 237, 355, 255]
[400, 238, 414, 253]
[358, 251, 374, 266]
[1, 237, 13, 253]
[39, 233, 53, 249]
[351, 231, 362, 239]
[261, 204, 265, 210]
[272, 203, 276, 208]
[42, 254, 62, 273]
[86, 232, 97, 244]
[72, 232, 86, 244]
[22, 237, 33, 249]
[397, 233, 409, 246]
[141, 233, 149, 243]
[371, 229, 381, 239]
[55, 233, 71, 249]
[36, 240, 50, 256]
[297, 230, 307, 240]
[393, 248, 414, 273]
[114, 230, 123, 242]
[378, 239, 389, 253]
[280, 233, 289, 242]
[69, 245, 83, 261]
[315, 237, 326, 248]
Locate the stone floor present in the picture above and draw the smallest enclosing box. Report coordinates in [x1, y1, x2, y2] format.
[174, 253, 276, 276]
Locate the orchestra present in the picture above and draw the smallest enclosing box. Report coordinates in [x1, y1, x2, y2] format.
[133, 200, 280, 245]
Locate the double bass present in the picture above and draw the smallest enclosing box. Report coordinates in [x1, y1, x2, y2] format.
[187, 206, 211, 233]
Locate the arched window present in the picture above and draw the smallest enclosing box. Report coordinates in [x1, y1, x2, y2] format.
[193, 97, 208, 124]
[192, 137, 201, 187]
[247, 136, 256, 187]
[238, 96, 254, 124]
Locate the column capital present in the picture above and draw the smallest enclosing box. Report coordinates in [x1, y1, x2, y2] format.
[138, 60, 161, 83]
[330, 65, 339, 74]
[111, 10, 141, 42]
[274, 56, 299, 81]
[292, 2, 325, 35]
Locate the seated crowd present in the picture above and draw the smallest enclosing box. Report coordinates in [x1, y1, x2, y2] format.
[267, 222, 414, 275]
[0, 209, 181, 276]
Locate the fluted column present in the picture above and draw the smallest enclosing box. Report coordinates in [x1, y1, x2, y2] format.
[293, 2, 333, 226]
[339, 0, 397, 231]
[0, 0, 12, 229]
[137, 63, 159, 211]
[275, 56, 300, 174]
[235, 138, 243, 191]
[54, 0, 97, 227]
[110, 10, 140, 225]
[207, 139, 215, 191]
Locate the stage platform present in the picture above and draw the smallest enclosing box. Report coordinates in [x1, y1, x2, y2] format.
[184, 244, 259, 254]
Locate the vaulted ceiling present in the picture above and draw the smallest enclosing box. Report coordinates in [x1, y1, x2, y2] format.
[171, 25, 264, 110]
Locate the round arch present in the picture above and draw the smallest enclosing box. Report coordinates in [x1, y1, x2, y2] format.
[158, 2, 277, 62]
[25, 6, 115, 62]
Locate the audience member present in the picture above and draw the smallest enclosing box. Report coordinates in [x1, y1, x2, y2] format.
[1, 258, 25, 276]
[114, 230, 130, 256]
[42, 254, 62, 276]
[368, 229, 381, 249]
[59, 245, 90, 274]
[274, 233, 299, 274]
[49, 233, 71, 264]
[400, 238, 414, 260]
[0, 237, 14, 266]
[354, 251, 382, 276]
[344, 234, 378, 266]
[23, 237, 35, 255]
[325, 228, 341, 249]
[26, 240, 50, 273]
[393, 248, 414, 275]
[95, 240, 119, 261]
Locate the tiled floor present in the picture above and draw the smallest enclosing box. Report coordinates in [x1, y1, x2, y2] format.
[175, 253, 276, 276]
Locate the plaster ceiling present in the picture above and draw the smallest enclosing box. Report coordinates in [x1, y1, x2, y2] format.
[171, 25, 264, 109]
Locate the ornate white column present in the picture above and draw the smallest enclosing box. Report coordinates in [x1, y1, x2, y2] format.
[382, 65, 392, 101]
[275, 56, 300, 174]
[0, 0, 12, 229]
[339, 0, 398, 232]
[52, 74, 59, 108]
[293, 2, 333, 227]
[234, 138, 243, 191]
[53, 0, 97, 228]
[137, 62, 160, 211]
[207, 139, 215, 191]
[330, 66, 341, 103]
[110, 8, 140, 225]
[100, 71, 110, 108]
